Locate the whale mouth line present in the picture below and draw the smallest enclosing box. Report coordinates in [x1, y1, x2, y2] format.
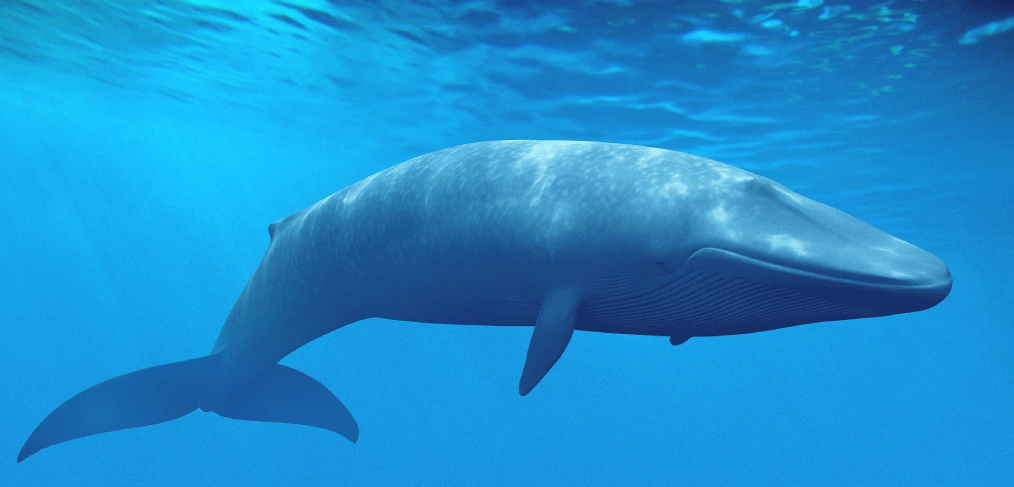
[679, 247, 952, 313]
[584, 246, 950, 338]
[698, 247, 950, 290]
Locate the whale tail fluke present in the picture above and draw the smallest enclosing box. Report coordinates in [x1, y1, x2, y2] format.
[19, 356, 358, 462]
[18, 355, 214, 462]
[210, 363, 359, 443]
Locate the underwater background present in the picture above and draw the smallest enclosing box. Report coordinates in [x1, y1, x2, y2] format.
[1, 0, 1011, 484]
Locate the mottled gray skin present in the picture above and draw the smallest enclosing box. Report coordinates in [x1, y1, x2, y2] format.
[208, 140, 950, 392]
[19, 140, 953, 461]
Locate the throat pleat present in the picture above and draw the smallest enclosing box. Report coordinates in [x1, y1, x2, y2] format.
[585, 270, 876, 336]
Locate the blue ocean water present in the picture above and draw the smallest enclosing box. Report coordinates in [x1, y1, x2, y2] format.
[1, 0, 1011, 484]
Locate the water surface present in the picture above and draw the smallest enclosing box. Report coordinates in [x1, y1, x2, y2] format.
[2, 1, 1011, 485]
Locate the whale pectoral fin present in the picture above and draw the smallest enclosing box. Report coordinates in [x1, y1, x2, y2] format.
[211, 364, 359, 443]
[519, 286, 582, 396]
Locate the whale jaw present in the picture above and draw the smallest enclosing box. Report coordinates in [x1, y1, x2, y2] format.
[581, 248, 951, 338]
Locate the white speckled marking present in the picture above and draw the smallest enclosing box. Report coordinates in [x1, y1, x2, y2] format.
[768, 234, 808, 256]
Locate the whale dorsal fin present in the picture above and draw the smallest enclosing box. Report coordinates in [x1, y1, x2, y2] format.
[519, 286, 582, 396]
[267, 208, 309, 241]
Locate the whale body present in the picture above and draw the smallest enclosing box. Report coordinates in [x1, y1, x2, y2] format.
[19, 140, 952, 461]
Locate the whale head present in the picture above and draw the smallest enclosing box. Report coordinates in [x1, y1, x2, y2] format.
[642, 174, 952, 336]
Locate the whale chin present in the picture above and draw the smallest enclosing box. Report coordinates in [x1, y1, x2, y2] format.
[582, 247, 951, 338]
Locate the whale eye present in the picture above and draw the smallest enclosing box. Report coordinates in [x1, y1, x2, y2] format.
[653, 259, 679, 276]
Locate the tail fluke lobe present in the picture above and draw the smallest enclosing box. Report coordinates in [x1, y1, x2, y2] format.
[18, 357, 357, 462]
[18, 355, 217, 462]
[211, 364, 359, 443]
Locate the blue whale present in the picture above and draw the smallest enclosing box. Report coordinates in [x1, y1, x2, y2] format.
[19, 140, 951, 461]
